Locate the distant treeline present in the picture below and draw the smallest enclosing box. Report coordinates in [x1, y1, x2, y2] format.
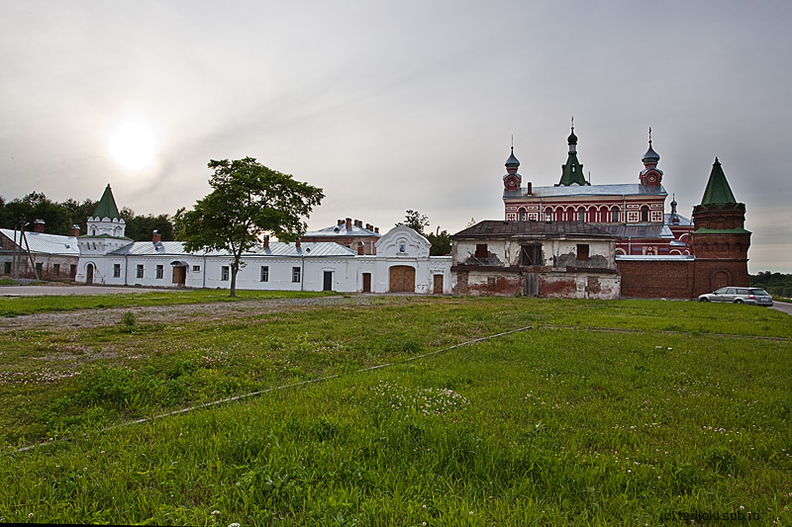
[750, 272, 792, 298]
[0, 191, 178, 241]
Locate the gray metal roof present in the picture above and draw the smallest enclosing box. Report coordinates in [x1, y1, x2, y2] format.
[304, 224, 380, 238]
[664, 213, 692, 226]
[0, 228, 80, 256]
[452, 220, 618, 239]
[504, 183, 667, 200]
[109, 240, 356, 258]
[250, 241, 357, 257]
[616, 255, 694, 262]
[595, 224, 675, 239]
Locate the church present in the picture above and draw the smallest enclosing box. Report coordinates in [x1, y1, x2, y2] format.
[450, 125, 750, 298]
[502, 126, 692, 256]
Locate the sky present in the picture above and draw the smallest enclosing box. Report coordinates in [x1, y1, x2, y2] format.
[1, 1, 790, 273]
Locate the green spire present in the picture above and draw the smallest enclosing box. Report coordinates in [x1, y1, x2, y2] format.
[700, 158, 737, 205]
[93, 184, 121, 219]
[557, 125, 588, 186]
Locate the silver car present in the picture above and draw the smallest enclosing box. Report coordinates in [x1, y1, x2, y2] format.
[698, 286, 774, 306]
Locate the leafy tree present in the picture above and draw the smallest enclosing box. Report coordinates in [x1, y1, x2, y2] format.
[426, 228, 452, 256]
[62, 198, 98, 235]
[181, 157, 324, 297]
[398, 209, 429, 235]
[0, 192, 72, 234]
[398, 210, 452, 256]
[125, 212, 176, 241]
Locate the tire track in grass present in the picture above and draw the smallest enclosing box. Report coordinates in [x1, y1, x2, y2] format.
[11, 325, 535, 454]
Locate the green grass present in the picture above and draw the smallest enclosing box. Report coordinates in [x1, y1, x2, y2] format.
[0, 288, 337, 317]
[1, 297, 791, 525]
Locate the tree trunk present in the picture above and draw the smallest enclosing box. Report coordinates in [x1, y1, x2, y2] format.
[229, 258, 240, 298]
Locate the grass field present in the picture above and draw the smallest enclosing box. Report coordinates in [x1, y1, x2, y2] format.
[0, 289, 337, 317]
[1, 295, 791, 525]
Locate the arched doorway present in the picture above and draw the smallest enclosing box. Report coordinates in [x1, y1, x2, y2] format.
[86, 263, 94, 284]
[389, 265, 415, 293]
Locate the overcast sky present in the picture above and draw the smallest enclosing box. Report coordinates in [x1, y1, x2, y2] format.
[2, 1, 790, 272]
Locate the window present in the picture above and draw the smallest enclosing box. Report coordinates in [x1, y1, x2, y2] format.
[136, 264, 144, 278]
[545, 208, 552, 221]
[518, 209, 526, 221]
[640, 205, 650, 222]
[611, 207, 620, 223]
[192, 265, 201, 272]
[221, 266, 230, 281]
[113, 264, 121, 278]
[578, 208, 585, 222]
[260, 265, 269, 282]
[520, 244, 543, 266]
[576, 244, 590, 261]
[474, 244, 488, 258]
[156, 265, 164, 279]
[292, 266, 301, 283]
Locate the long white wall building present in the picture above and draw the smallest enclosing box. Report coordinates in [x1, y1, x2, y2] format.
[74, 185, 453, 294]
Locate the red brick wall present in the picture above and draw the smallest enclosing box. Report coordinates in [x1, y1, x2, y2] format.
[619, 259, 695, 298]
[691, 258, 749, 297]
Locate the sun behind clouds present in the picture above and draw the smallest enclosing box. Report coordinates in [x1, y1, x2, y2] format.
[107, 120, 159, 171]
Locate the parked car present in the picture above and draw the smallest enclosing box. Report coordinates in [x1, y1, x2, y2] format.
[698, 287, 774, 306]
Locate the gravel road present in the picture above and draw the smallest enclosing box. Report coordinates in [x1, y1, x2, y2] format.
[0, 295, 384, 332]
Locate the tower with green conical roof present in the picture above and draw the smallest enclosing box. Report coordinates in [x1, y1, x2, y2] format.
[556, 123, 588, 186]
[92, 184, 122, 220]
[691, 158, 750, 294]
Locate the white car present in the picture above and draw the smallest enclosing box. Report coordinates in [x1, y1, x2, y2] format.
[698, 287, 774, 306]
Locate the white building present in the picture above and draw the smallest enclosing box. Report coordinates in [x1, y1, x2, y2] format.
[75, 186, 453, 294]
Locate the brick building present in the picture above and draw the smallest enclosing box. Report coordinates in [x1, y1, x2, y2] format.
[502, 127, 693, 256]
[455, 127, 751, 299]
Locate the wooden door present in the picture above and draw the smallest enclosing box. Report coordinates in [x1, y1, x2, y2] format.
[432, 274, 443, 294]
[389, 265, 415, 293]
[362, 273, 371, 293]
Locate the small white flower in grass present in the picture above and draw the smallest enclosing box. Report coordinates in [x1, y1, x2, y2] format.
[228, 523, 241, 527]
[211, 510, 221, 515]
[28, 513, 34, 518]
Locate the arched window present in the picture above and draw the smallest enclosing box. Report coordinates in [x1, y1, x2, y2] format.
[611, 206, 620, 223]
[545, 208, 552, 221]
[640, 205, 650, 222]
[578, 208, 585, 222]
[518, 208, 526, 221]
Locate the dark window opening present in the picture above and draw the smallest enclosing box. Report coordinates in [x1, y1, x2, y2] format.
[577, 244, 590, 261]
[474, 244, 488, 258]
[521, 244, 543, 266]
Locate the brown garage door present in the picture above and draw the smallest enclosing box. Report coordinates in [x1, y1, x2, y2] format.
[389, 265, 415, 293]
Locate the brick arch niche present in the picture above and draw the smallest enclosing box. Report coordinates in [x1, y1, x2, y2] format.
[710, 269, 732, 290]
